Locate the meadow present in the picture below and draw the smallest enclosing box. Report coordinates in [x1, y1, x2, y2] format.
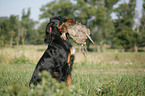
[0, 45, 145, 96]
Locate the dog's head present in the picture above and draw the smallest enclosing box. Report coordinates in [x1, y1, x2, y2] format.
[44, 16, 76, 43]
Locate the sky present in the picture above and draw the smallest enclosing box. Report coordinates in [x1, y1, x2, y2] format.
[0, 0, 53, 21]
[0, 0, 143, 22]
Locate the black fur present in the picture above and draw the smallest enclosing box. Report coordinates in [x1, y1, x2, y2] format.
[29, 16, 74, 86]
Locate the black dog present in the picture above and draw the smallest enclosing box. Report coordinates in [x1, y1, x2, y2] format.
[29, 16, 75, 87]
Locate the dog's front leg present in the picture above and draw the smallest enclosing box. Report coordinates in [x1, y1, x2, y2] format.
[66, 47, 75, 87]
[66, 75, 72, 87]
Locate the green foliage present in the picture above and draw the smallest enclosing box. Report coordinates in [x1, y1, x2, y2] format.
[113, 0, 137, 49]
[0, 15, 19, 47]
[34, 21, 47, 44]
[40, 0, 76, 19]
[113, 28, 137, 49]
[138, 0, 145, 47]
[0, 8, 37, 47]
[39, 0, 119, 51]
[104, 0, 120, 14]
[74, 0, 117, 45]
[21, 8, 38, 44]
[1, 0, 144, 50]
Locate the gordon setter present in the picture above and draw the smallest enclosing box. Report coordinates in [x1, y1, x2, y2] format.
[29, 16, 76, 87]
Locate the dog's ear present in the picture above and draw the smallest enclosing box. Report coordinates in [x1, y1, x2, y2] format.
[44, 23, 53, 43]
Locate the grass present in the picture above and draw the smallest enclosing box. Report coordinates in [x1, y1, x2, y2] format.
[0, 45, 145, 96]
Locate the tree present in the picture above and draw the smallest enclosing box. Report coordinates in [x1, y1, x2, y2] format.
[35, 21, 47, 44]
[113, 28, 137, 51]
[16, 27, 21, 46]
[0, 15, 19, 47]
[39, 0, 76, 45]
[113, 0, 137, 51]
[9, 30, 15, 48]
[88, 0, 119, 52]
[9, 15, 19, 47]
[138, 0, 145, 48]
[0, 17, 10, 46]
[67, 0, 119, 52]
[40, 0, 76, 19]
[20, 27, 27, 46]
[39, 0, 120, 52]
[21, 8, 37, 44]
[0, 8, 39, 46]
[73, 0, 98, 51]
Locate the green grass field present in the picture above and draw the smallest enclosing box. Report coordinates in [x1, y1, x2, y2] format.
[0, 45, 145, 96]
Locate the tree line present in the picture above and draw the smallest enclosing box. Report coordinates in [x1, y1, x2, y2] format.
[0, 8, 37, 47]
[0, 0, 144, 52]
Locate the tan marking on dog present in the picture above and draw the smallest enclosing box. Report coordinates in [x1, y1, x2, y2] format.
[66, 75, 71, 87]
[49, 27, 52, 33]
